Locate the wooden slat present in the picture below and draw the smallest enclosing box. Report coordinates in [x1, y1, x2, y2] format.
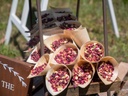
[66, 78, 121, 96]
[79, 79, 121, 95]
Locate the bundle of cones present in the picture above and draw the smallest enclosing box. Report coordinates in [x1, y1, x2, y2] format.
[26, 8, 119, 96]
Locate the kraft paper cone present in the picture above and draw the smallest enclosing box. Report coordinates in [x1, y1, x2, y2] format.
[46, 64, 71, 96]
[80, 40, 104, 63]
[26, 43, 51, 64]
[44, 33, 73, 52]
[50, 43, 80, 70]
[26, 43, 41, 64]
[97, 56, 118, 85]
[64, 27, 90, 48]
[27, 54, 50, 78]
[72, 60, 95, 88]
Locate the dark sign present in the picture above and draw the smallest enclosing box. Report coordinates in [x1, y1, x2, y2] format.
[0, 55, 33, 96]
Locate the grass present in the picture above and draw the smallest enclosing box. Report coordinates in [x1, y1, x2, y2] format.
[0, 44, 20, 58]
[0, 0, 128, 63]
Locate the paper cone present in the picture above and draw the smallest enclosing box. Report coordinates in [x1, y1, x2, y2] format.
[97, 56, 118, 85]
[26, 43, 41, 64]
[80, 40, 104, 63]
[27, 54, 51, 78]
[46, 64, 71, 96]
[26, 43, 51, 64]
[50, 43, 80, 69]
[64, 26, 90, 48]
[44, 33, 73, 52]
[72, 60, 95, 88]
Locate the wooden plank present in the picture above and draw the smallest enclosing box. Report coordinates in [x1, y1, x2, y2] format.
[118, 62, 128, 81]
[0, 55, 33, 96]
[79, 79, 121, 95]
[65, 78, 121, 96]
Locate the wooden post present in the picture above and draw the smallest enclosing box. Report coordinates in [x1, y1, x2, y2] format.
[102, 0, 108, 56]
[76, 0, 80, 20]
[36, 0, 44, 55]
[36, 0, 47, 96]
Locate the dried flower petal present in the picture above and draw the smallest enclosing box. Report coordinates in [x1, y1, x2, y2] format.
[98, 61, 114, 82]
[44, 46, 51, 54]
[54, 47, 77, 64]
[31, 46, 51, 62]
[31, 63, 47, 75]
[57, 14, 75, 22]
[51, 38, 71, 51]
[41, 13, 49, 18]
[59, 22, 79, 29]
[27, 36, 40, 47]
[72, 64, 93, 87]
[42, 17, 54, 24]
[31, 50, 41, 62]
[84, 42, 104, 62]
[48, 67, 70, 92]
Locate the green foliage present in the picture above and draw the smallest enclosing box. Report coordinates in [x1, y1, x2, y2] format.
[123, 0, 128, 4]
[0, 45, 20, 58]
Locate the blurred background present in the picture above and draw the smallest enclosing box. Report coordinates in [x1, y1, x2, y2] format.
[0, 0, 128, 63]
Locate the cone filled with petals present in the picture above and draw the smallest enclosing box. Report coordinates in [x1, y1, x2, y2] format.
[44, 33, 73, 52]
[46, 64, 71, 96]
[97, 56, 118, 85]
[50, 43, 79, 69]
[72, 60, 95, 88]
[27, 54, 50, 78]
[80, 40, 104, 63]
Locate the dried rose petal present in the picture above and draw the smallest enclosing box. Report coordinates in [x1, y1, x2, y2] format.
[51, 38, 71, 51]
[54, 47, 77, 65]
[48, 67, 70, 92]
[42, 17, 54, 24]
[57, 14, 76, 22]
[27, 36, 40, 47]
[72, 64, 93, 87]
[98, 61, 114, 81]
[84, 42, 104, 62]
[31, 46, 50, 62]
[41, 13, 49, 18]
[31, 49, 41, 62]
[59, 22, 79, 29]
[31, 63, 47, 75]
[44, 46, 51, 54]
